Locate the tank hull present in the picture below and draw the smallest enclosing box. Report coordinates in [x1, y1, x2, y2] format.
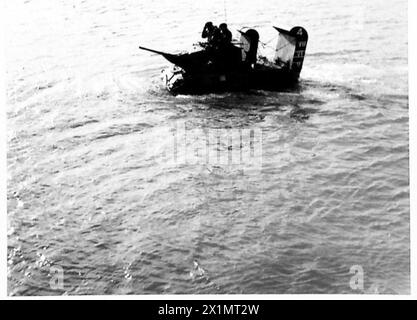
[163, 65, 300, 95]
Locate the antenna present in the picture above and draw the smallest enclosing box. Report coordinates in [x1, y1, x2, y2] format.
[223, 0, 227, 22]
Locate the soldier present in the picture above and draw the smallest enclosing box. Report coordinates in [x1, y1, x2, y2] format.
[202, 22, 214, 39]
[202, 22, 221, 47]
[219, 23, 232, 45]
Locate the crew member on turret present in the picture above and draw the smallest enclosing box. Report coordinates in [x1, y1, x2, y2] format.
[202, 22, 214, 39]
[202, 22, 221, 48]
[217, 23, 237, 69]
[219, 23, 232, 45]
[202, 22, 236, 70]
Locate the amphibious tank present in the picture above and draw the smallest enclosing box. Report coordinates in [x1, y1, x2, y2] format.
[139, 26, 308, 94]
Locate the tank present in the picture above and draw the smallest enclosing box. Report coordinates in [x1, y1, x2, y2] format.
[139, 25, 308, 94]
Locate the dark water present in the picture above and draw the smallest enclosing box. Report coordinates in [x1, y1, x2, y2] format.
[6, 0, 409, 295]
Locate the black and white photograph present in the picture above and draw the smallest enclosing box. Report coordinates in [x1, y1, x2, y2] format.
[2, 0, 414, 298]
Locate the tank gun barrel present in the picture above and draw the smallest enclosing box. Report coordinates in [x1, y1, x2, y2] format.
[139, 45, 197, 71]
[138, 46, 172, 56]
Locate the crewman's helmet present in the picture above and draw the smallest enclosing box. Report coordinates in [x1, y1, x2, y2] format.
[205, 22, 214, 30]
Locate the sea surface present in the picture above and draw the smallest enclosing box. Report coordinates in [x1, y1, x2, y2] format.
[6, 0, 409, 295]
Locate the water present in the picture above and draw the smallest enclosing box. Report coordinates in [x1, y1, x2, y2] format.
[6, 0, 409, 295]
